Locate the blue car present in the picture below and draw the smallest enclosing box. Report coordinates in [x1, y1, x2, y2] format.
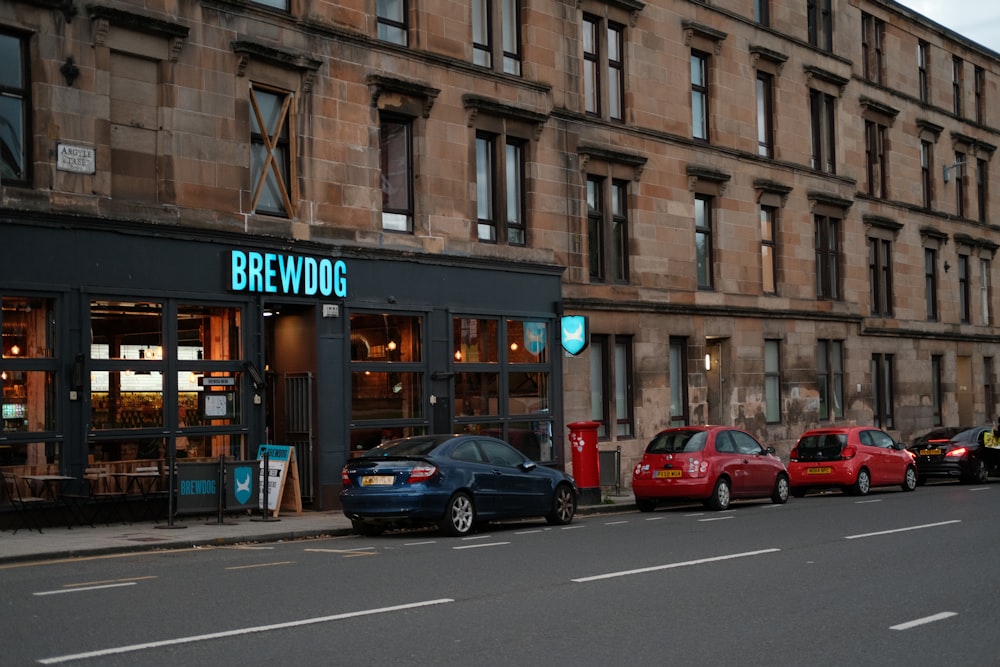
[340, 434, 577, 536]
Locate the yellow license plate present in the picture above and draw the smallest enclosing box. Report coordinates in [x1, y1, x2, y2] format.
[361, 475, 395, 486]
[806, 467, 832, 475]
[919, 449, 942, 456]
[655, 469, 682, 479]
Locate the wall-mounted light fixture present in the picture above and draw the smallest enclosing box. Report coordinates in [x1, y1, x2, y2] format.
[704, 353, 712, 371]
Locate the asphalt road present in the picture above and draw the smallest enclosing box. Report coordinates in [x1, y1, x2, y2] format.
[3, 481, 998, 666]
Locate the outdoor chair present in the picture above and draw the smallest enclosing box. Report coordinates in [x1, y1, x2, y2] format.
[2, 470, 49, 534]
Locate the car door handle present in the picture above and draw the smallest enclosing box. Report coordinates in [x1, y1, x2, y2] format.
[492, 469, 503, 475]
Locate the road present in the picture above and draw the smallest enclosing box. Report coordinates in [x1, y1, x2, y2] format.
[3, 481, 998, 666]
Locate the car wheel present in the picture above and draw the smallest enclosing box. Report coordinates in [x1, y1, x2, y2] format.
[901, 465, 918, 492]
[850, 468, 871, 496]
[771, 474, 790, 504]
[546, 484, 576, 525]
[439, 492, 475, 536]
[962, 459, 989, 484]
[635, 498, 656, 512]
[351, 520, 384, 537]
[706, 477, 731, 510]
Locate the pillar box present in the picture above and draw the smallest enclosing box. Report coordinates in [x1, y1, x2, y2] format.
[568, 421, 602, 506]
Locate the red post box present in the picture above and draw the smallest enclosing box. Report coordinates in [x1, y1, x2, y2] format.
[568, 421, 602, 506]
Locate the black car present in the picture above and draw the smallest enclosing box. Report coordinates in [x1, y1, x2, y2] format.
[341, 434, 577, 536]
[908, 426, 1000, 484]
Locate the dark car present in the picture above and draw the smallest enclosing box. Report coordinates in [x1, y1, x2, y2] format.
[631, 425, 789, 511]
[340, 434, 577, 536]
[908, 426, 1000, 484]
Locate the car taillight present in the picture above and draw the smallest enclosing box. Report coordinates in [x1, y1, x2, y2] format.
[840, 446, 858, 460]
[341, 468, 352, 486]
[406, 464, 438, 483]
[789, 448, 799, 462]
[945, 447, 968, 458]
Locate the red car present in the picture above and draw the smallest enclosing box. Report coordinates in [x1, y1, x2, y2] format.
[632, 426, 789, 511]
[788, 426, 917, 496]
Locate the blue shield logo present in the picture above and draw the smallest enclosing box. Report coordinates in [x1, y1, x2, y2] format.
[233, 467, 253, 505]
[561, 315, 589, 355]
[523, 322, 547, 356]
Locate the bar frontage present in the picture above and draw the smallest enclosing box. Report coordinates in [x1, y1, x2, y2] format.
[1, 214, 565, 513]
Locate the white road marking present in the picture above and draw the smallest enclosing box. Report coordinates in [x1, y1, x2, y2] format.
[698, 516, 733, 522]
[403, 541, 437, 546]
[856, 499, 882, 504]
[561, 524, 585, 530]
[460, 534, 494, 541]
[34, 582, 137, 596]
[304, 547, 376, 554]
[604, 520, 629, 526]
[514, 529, 544, 535]
[645, 516, 667, 521]
[844, 520, 961, 540]
[572, 548, 781, 583]
[225, 561, 295, 570]
[452, 542, 510, 550]
[969, 487, 990, 492]
[38, 599, 455, 664]
[890, 612, 957, 630]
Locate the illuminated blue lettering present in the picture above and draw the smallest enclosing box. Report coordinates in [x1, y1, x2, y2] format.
[279, 255, 303, 295]
[264, 253, 278, 293]
[333, 260, 347, 297]
[229, 250, 348, 298]
[304, 257, 318, 295]
[231, 251, 248, 290]
[248, 252, 264, 292]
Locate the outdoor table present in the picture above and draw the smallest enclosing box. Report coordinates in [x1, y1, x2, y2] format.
[20, 475, 90, 528]
[113, 471, 164, 522]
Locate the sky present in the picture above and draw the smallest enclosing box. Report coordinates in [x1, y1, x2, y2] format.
[904, 0, 1000, 53]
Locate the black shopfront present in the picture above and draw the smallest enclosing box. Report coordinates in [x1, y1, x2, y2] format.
[0, 216, 565, 511]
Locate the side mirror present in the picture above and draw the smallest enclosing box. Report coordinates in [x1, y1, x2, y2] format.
[521, 461, 537, 472]
[765, 446, 776, 454]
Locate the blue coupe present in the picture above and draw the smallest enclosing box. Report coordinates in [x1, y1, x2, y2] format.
[340, 434, 577, 536]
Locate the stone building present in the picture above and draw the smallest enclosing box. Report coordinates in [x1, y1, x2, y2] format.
[0, 0, 997, 505]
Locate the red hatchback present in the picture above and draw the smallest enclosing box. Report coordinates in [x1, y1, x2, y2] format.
[788, 426, 917, 497]
[632, 426, 789, 511]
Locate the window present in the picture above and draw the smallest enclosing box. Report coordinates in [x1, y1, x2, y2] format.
[918, 40, 930, 103]
[871, 353, 894, 429]
[695, 195, 714, 290]
[380, 115, 413, 233]
[959, 254, 971, 323]
[377, 0, 408, 45]
[754, 0, 769, 26]
[473, 0, 522, 76]
[582, 15, 624, 122]
[249, 85, 295, 217]
[587, 176, 628, 284]
[955, 151, 967, 218]
[986, 357, 996, 419]
[818, 339, 844, 421]
[590, 335, 634, 439]
[953, 56, 964, 116]
[976, 66, 986, 124]
[861, 13, 884, 84]
[669, 338, 690, 426]
[868, 237, 893, 317]
[251, 0, 287, 9]
[808, 0, 833, 52]
[0, 31, 29, 185]
[977, 158, 988, 223]
[810, 89, 836, 173]
[931, 355, 943, 427]
[980, 257, 992, 326]
[760, 206, 778, 295]
[921, 140, 934, 209]
[691, 51, 709, 141]
[815, 214, 841, 300]
[764, 339, 781, 423]
[756, 72, 774, 157]
[925, 247, 939, 321]
[476, 133, 526, 246]
[865, 120, 888, 198]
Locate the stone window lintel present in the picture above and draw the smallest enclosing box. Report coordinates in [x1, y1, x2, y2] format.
[367, 74, 440, 118]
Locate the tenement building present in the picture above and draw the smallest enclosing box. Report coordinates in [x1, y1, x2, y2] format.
[1, 0, 997, 506]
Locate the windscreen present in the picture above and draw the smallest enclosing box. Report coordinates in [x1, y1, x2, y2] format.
[646, 430, 707, 454]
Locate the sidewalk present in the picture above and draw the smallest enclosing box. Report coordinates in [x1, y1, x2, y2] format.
[0, 495, 635, 564]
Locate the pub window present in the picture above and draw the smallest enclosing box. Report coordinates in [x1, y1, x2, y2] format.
[589, 334, 634, 440]
[815, 214, 841, 300]
[861, 13, 884, 85]
[810, 89, 837, 173]
[378, 0, 408, 46]
[871, 353, 895, 429]
[476, 132, 526, 246]
[931, 354, 943, 427]
[669, 337, 690, 426]
[582, 14, 625, 122]
[380, 114, 413, 233]
[0, 30, 29, 185]
[925, 247, 939, 321]
[918, 40, 930, 104]
[249, 84, 296, 218]
[868, 236, 893, 317]
[807, 0, 833, 52]
[818, 339, 844, 421]
[764, 339, 781, 424]
[474, 0, 522, 76]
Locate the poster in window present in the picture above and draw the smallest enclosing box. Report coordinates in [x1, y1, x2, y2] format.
[200, 391, 235, 419]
